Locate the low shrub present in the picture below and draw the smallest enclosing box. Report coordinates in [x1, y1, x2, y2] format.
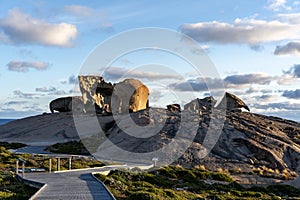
[127, 191, 160, 200]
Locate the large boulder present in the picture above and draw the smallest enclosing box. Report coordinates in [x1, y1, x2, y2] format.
[78, 76, 113, 113]
[78, 76, 149, 114]
[167, 104, 181, 113]
[216, 92, 250, 112]
[112, 79, 149, 113]
[95, 79, 114, 113]
[49, 96, 83, 113]
[184, 96, 217, 113]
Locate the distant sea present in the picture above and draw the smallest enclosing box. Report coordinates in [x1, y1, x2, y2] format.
[0, 119, 16, 125]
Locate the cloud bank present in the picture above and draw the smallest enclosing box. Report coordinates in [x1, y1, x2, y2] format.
[282, 89, 300, 99]
[284, 64, 300, 77]
[35, 87, 57, 93]
[225, 74, 272, 85]
[64, 5, 96, 17]
[103, 66, 183, 81]
[181, 18, 300, 45]
[267, 0, 290, 11]
[0, 8, 77, 47]
[274, 41, 300, 55]
[7, 61, 49, 72]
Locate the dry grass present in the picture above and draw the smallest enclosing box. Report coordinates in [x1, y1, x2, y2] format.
[194, 165, 206, 171]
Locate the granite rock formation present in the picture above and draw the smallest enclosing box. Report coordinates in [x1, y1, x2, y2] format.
[49, 96, 83, 113]
[184, 96, 217, 113]
[78, 76, 106, 113]
[217, 92, 250, 112]
[95, 79, 114, 113]
[100, 102, 300, 175]
[78, 76, 149, 114]
[167, 104, 181, 112]
[111, 78, 149, 113]
[2, 93, 300, 183]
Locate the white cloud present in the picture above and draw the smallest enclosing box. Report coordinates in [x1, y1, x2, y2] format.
[274, 41, 300, 55]
[225, 73, 273, 85]
[0, 8, 77, 47]
[64, 5, 95, 17]
[254, 94, 279, 102]
[278, 13, 300, 24]
[35, 86, 57, 93]
[271, 72, 300, 86]
[4, 101, 28, 106]
[294, 1, 300, 5]
[103, 66, 183, 81]
[13, 90, 40, 99]
[149, 90, 163, 103]
[7, 61, 49, 72]
[63, 5, 113, 32]
[48, 90, 67, 96]
[180, 18, 300, 45]
[169, 77, 224, 91]
[267, 0, 290, 11]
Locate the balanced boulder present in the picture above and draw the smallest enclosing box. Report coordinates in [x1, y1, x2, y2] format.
[78, 76, 113, 113]
[78, 76, 149, 114]
[49, 96, 83, 113]
[111, 78, 149, 113]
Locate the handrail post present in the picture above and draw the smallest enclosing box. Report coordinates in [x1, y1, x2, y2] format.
[18, 158, 26, 178]
[49, 158, 52, 173]
[16, 160, 19, 174]
[68, 157, 72, 170]
[21, 162, 25, 178]
[57, 158, 60, 171]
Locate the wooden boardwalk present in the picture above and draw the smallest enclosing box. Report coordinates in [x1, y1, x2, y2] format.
[23, 167, 116, 200]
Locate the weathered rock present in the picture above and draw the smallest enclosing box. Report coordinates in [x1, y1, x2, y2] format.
[95, 80, 114, 113]
[111, 78, 149, 113]
[78, 76, 149, 114]
[184, 96, 217, 113]
[216, 92, 250, 112]
[4, 92, 300, 184]
[167, 104, 181, 112]
[100, 107, 300, 174]
[78, 76, 104, 113]
[49, 96, 83, 113]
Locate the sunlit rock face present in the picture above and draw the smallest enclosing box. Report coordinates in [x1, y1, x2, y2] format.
[78, 76, 149, 114]
[5, 91, 300, 178]
[216, 92, 250, 112]
[112, 78, 149, 114]
[78, 76, 105, 113]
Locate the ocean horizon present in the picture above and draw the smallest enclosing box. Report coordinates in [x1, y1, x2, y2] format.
[0, 119, 16, 126]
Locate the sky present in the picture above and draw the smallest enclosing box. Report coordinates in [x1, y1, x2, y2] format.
[0, 0, 300, 121]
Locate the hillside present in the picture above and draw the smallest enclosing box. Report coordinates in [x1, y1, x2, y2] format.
[1, 96, 300, 186]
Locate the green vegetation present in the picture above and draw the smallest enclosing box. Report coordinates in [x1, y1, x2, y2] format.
[0, 146, 37, 199]
[0, 142, 26, 150]
[0, 144, 104, 171]
[95, 165, 300, 200]
[45, 140, 89, 155]
[33, 156, 104, 171]
[0, 143, 104, 199]
[0, 171, 37, 199]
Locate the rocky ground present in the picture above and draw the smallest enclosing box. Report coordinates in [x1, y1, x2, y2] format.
[1, 105, 300, 186]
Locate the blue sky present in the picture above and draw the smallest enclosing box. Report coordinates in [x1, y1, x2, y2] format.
[0, 0, 300, 121]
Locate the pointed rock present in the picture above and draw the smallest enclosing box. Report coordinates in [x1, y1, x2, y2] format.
[216, 92, 250, 112]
